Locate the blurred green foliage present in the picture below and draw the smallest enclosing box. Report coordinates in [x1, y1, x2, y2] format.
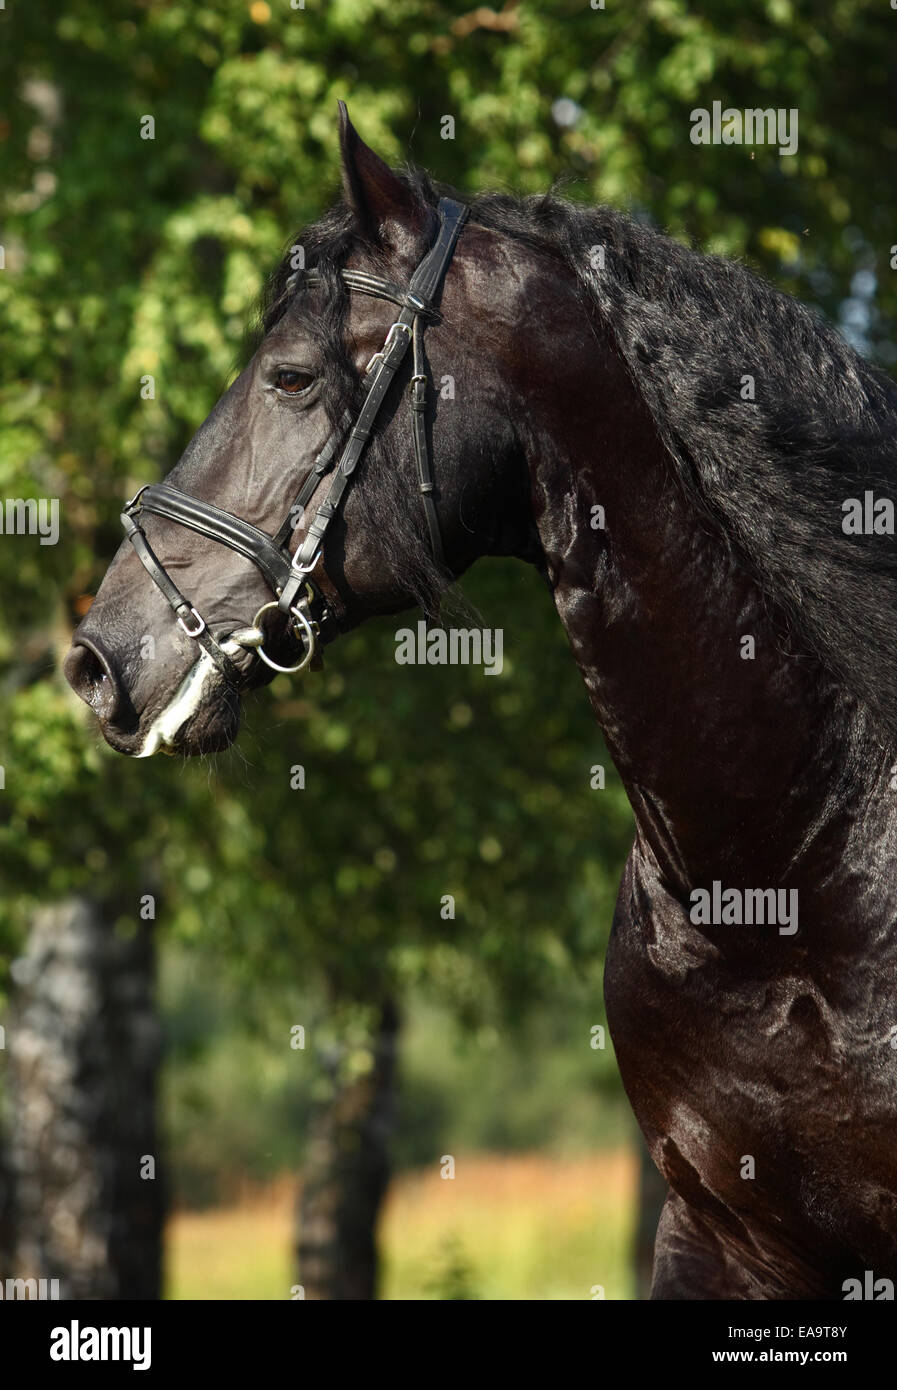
[1, 0, 894, 1184]
[162, 944, 631, 1204]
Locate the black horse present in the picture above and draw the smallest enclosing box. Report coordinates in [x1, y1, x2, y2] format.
[66, 105, 897, 1300]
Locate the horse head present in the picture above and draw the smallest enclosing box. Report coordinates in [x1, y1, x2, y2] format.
[65, 103, 544, 754]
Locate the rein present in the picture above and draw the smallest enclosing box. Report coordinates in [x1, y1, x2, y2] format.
[120, 197, 468, 686]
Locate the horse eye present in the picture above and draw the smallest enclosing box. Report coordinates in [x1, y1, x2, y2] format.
[274, 369, 314, 394]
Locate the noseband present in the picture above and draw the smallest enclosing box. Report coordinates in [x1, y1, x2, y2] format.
[120, 197, 468, 687]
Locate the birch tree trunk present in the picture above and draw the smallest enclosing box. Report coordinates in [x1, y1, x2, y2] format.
[296, 997, 399, 1300]
[7, 896, 163, 1299]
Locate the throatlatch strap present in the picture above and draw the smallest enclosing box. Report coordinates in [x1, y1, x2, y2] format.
[411, 315, 444, 564]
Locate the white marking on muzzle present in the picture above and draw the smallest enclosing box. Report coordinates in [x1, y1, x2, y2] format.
[134, 634, 252, 758]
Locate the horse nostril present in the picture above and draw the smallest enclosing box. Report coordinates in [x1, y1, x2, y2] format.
[63, 640, 122, 723]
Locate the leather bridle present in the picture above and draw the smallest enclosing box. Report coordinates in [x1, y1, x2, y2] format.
[120, 197, 468, 687]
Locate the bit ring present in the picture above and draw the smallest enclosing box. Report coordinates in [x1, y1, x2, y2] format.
[251, 601, 316, 674]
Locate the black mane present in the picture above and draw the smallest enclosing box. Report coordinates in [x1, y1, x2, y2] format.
[267, 170, 897, 745]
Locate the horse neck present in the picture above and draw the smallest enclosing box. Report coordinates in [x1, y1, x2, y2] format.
[524, 329, 886, 895]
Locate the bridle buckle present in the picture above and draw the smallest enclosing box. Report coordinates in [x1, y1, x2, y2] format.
[177, 606, 206, 638]
[289, 544, 322, 577]
[364, 320, 412, 376]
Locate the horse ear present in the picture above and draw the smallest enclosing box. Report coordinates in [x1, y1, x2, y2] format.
[337, 100, 427, 246]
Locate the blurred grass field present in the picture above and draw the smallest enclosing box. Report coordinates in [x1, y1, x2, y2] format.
[166, 1148, 636, 1300]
